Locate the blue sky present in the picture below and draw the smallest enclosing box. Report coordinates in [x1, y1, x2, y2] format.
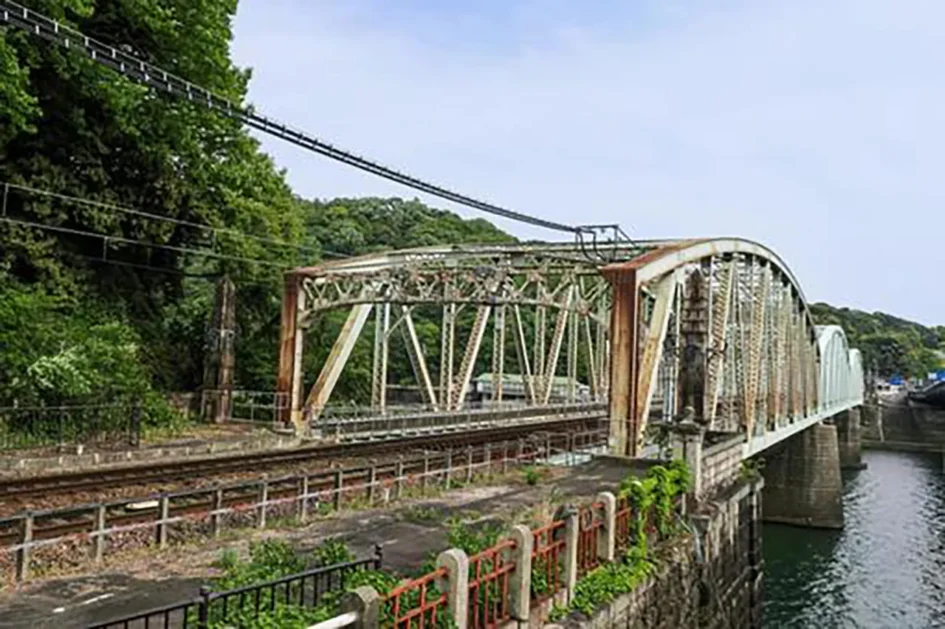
[231, 0, 945, 325]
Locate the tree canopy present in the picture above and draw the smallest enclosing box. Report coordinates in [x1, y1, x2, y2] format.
[809, 303, 944, 378]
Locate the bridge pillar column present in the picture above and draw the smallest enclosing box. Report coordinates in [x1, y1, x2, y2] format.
[835, 407, 865, 470]
[762, 422, 844, 529]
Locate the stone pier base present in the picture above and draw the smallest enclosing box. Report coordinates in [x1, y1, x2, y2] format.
[836, 407, 866, 470]
[762, 422, 844, 529]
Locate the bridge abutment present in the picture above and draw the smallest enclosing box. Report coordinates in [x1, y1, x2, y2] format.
[762, 422, 844, 529]
[835, 407, 866, 470]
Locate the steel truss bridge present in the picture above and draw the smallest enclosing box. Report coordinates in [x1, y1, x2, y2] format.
[276, 238, 864, 458]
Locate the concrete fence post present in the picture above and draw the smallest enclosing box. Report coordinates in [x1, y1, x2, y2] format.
[341, 585, 381, 629]
[483, 443, 492, 478]
[596, 492, 616, 563]
[502, 441, 510, 475]
[673, 422, 705, 500]
[445, 450, 453, 490]
[562, 506, 580, 603]
[465, 446, 474, 484]
[91, 504, 106, 563]
[367, 463, 378, 504]
[15, 512, 33, 582]
[394, 457, 405, 500]
[422, 451, 431, 495]
[437, 548, 469, 629]
[211, 487, 224, 537]
[517, 438, 525, 463]
[156, 495, 170, 549]
[333, 469, 344, 511]
[509, 524, 533, 621]
[299, 476, 310, 522]
[257, 478, 269, 528]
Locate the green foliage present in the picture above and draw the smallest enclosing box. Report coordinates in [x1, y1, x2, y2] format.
[446, 516, 502, 556]
[739, 458, 765, 482]
[523, 466, 543, 486]
[312, 538, 354, 567]
[554, 460, 690, 621]
[810, 302, 944, 377]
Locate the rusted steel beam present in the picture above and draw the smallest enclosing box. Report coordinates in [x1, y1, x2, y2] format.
[276, 274, 302, 427]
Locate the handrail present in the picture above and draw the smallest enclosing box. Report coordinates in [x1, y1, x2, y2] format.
[307, 610, 359, 629]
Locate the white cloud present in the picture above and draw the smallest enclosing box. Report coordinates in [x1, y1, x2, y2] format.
[232, 0, 945, 324]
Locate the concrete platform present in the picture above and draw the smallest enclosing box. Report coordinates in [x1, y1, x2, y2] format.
[0, 457, 638, 628]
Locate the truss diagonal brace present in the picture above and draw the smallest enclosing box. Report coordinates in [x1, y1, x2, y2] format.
[452, 305, 492, 410]
[304, 304, 373, 425]
[633, 272, 677, 452]
[400, 305, 438, 410]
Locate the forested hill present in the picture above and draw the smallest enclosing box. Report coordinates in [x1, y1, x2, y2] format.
[809, 303, 944, 378]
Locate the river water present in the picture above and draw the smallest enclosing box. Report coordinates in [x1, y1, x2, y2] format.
[764, 449, 945, 628]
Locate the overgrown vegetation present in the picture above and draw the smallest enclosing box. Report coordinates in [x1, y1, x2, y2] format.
[0, 0, 515, 443]
[562, 460, 691, 619]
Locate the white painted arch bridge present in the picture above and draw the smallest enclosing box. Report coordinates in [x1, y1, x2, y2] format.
[275, 237, 863, 457]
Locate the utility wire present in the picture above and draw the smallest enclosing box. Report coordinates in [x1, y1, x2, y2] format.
[1, 181, 350, 260]
[0, 1, 585, 236]
[0, 215, 289, 268]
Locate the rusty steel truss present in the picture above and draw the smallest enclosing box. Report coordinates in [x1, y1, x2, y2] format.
[276, 238, 863, 457]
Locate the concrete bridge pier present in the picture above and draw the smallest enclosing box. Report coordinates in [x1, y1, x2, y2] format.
[762, 422, 844, 529]
[836, 407, 866, 470]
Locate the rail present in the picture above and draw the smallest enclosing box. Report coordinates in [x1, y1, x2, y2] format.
[576, 502, 604, 577]
[386, 566, 449, 629]
[530, 520, 565, 603]
[468, 538, 516, 629]
[0, 432, 615, 582]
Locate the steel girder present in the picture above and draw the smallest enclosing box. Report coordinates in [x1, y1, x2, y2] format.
[603, 238, 864, 457]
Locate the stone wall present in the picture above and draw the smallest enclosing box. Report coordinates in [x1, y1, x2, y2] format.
[865, 392, 945, 450]
[700, 434, 745, 499]
[560, 479, 764, 629]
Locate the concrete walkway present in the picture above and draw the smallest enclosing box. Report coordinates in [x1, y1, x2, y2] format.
[0, 458, 636, 629]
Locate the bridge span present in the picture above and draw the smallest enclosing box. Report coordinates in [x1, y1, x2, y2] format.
[275, 237, 863, 468]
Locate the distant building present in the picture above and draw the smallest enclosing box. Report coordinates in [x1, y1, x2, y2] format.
[473, 373, 591, 402]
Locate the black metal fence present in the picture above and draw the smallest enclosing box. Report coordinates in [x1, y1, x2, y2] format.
[0, 403, 141, 452]
[87, 548, 382, 629]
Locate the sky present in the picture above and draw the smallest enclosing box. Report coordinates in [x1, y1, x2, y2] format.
[230, 0, 945, 326]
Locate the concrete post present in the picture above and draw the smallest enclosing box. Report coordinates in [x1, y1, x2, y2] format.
[835, 408, 865, 470]
[367, 464, 378, 503]
[333, 469, 344, 511]
[562, 506, 580, 603]
[91, 504, 106, 563]
[394, 457, 405, 500]
[763, 422, 844, 529]
[211, 487, 224, 537]
[299, 476, 310, 521]
[508, 525, 533, 621]
[672, 421, 705, 500]
[257, 478, 269, 528]
[502, 441, 510, 475]
[15, 512, 33, 582]
[483, 443, 492, 478]
[445, 450, 453, 489]
[436, 548, 469, 629]
[341, 585, 381, 629]
[596, 492, 616, 563]
[156, 495, 170, 549]
[465, 446, 474, 484]
[422, 451, 431, 494]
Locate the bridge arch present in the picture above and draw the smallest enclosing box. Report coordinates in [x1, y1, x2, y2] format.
[603, 238, 863, 456]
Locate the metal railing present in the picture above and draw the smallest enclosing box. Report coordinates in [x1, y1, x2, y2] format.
[88, 550, 382, 629]
[386, 566, 449, 629]
[530, 521, 565, 603]
[468, 538, 516, 629]
[0, 403, 141, 452]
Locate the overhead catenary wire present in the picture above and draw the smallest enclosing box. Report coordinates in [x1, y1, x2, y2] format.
[0, 1, 586, 236]
[1, 181, 350, 260]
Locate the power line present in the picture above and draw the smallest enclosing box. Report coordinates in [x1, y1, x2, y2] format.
[1, 181, 350, 260]
[0, 215, 288, 268]
[0, 1, 585, 236]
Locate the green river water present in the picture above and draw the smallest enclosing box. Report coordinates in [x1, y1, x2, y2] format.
[763, 449, 945, 628]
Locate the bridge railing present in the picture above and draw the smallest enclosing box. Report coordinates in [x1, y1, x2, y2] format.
[316, 402, 607, 440]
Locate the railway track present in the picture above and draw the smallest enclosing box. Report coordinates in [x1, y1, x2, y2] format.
[0, 413, 605, 501]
